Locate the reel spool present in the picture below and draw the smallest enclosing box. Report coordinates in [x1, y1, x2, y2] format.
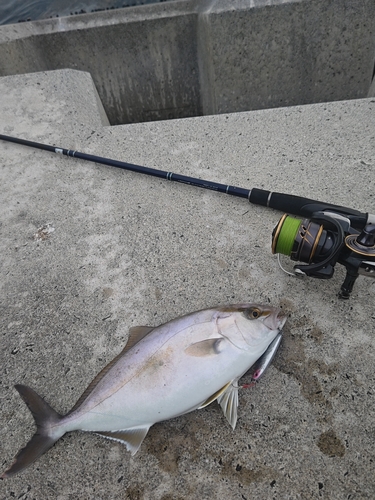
[272, 214, 335, 265]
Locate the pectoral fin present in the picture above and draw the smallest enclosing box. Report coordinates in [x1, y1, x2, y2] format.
[95, 426, 150, 456]
[185, 338, 223, 357]
[217, 380, 239, 430]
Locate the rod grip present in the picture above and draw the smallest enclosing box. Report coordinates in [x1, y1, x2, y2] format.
[249, 188, 368, 229]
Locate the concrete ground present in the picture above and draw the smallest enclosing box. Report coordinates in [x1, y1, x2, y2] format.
[0, 69, 375, 499]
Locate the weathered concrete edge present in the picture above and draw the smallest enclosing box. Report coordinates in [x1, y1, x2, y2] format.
[90, 77, 110, 126]
[0, 0, 197, 41]
[0, 0, 307, 42]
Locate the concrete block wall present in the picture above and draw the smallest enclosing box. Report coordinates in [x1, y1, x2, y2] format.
[0, 0, 374, 124]
[0, 0, 375, 124]
[198, 0, 375, 115]
[0, 1, 201, 124]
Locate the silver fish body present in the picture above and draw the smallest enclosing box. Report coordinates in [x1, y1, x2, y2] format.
[2, 303, 286, 478]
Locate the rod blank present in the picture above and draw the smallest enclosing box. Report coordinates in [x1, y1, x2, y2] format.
[0, 133, 370, 229]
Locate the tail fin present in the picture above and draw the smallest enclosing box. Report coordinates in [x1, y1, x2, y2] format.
[1, 384, 64, 478]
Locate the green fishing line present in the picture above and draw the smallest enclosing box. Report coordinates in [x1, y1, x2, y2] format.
[275, 216, 301, 255]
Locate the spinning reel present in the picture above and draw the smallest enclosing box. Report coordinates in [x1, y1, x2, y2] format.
[272, 212, 375, 298]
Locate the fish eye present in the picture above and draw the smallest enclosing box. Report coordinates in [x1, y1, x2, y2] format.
[246, 307, 261, 320]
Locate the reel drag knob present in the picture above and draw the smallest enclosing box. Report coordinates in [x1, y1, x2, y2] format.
[345, 224, 375, 257]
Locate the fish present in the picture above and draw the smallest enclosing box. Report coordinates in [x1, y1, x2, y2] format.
[1, 302, 286, 478]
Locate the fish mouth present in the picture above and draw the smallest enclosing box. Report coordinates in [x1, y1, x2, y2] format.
[264, 309, 287, 331]
[277, 312, 287, 330]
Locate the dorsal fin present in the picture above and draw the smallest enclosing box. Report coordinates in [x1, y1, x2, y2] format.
[123, 326, 154, 354]
[67, 326, 154, 415]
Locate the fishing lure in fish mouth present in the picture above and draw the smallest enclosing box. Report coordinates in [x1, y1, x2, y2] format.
[2, 302, 286, 478]
[240, 332, 283, 389]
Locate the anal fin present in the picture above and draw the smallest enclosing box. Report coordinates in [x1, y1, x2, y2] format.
[95, 426, 150, 456]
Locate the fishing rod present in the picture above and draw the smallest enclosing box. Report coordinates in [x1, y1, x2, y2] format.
[1, 133, 374, 298]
